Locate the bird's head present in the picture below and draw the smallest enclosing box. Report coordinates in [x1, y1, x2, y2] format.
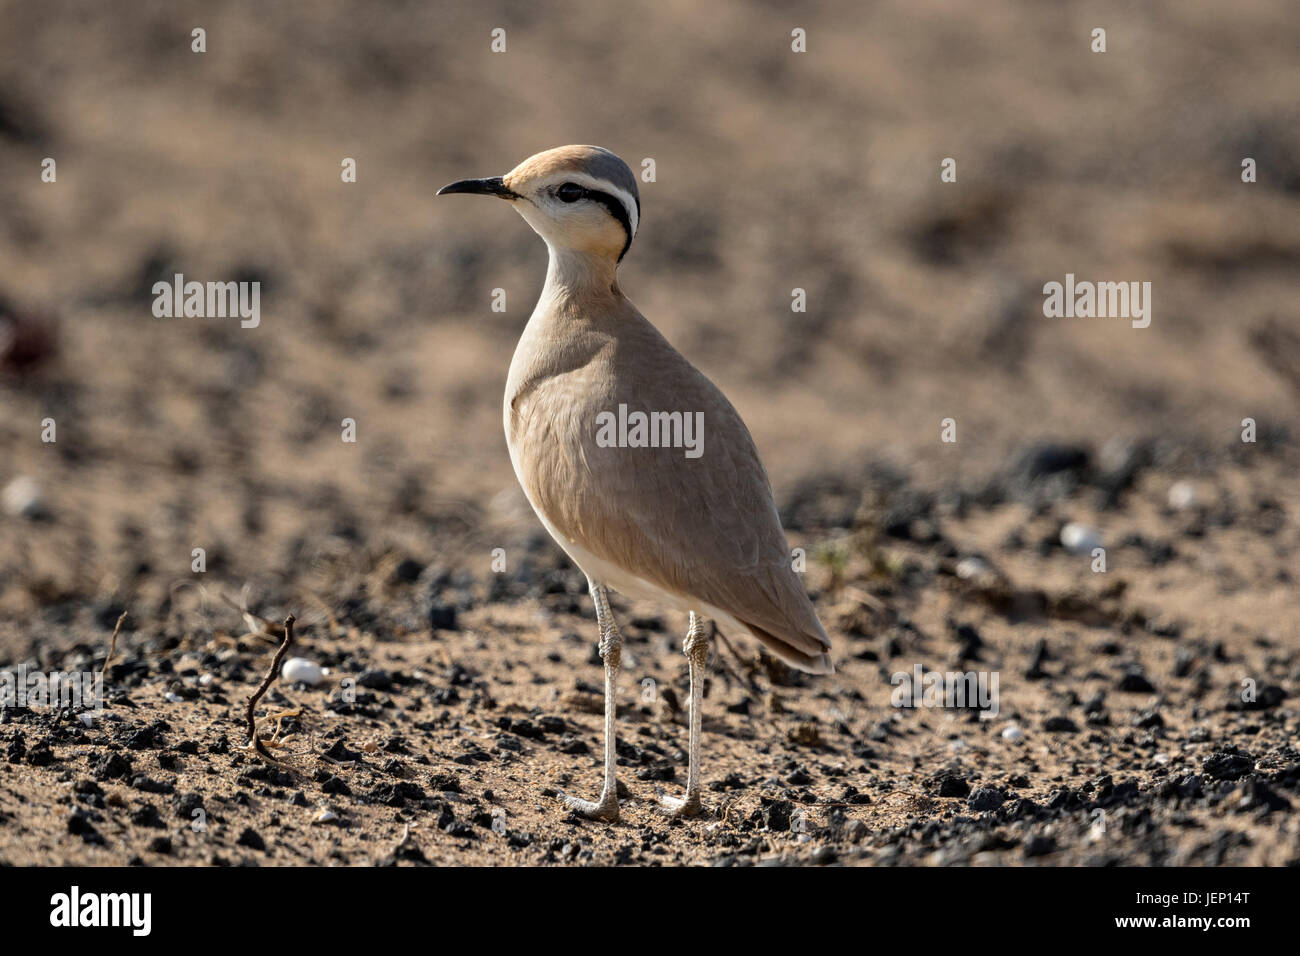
[438, 145, 640, 263]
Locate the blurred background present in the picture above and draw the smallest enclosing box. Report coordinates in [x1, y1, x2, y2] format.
[1, 0, 1297, 655]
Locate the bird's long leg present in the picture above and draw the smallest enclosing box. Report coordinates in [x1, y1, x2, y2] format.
[661, 612, 710, 818]
[559, 578, 622, 822]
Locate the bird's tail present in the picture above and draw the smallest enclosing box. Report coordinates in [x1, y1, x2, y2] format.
[740, 618, 835, 674]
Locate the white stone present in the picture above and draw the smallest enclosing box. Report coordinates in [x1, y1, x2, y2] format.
[1167, 481, 1198, 511]
[2, 476, 44, 518]
[956, 556, 990, 580]
[282, 657, 327, 686]
[1060, 522, 1102, 554]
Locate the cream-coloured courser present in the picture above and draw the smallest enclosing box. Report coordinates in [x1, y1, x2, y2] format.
[439, 146, 832, 821]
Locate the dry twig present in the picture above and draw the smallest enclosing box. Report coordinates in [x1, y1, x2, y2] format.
[245, 614, 295, 759]
[712, 624, 759, 690]
[100, 611, 127, 679]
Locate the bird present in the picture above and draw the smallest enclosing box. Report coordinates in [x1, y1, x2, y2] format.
[438, 145, 832, 821]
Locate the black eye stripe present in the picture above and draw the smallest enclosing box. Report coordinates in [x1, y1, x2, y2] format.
[551, 182, 635, 261]
[580, 188, 634, 261]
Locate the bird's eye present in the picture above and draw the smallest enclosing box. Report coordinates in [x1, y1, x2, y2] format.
[556, 182, 585, 203]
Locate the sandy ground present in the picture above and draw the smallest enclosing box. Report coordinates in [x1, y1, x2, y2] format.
[0, 0, 1298, 865]
[1, 446, 1298, 866]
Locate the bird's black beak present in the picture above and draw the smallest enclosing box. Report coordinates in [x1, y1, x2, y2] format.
[437, 176, 518, 199]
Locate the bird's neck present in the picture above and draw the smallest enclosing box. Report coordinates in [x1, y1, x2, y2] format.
[542, 246, 622, 305]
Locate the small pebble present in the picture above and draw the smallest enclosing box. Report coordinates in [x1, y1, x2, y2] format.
[1001, 724, 1024, 741]
[1060, 522, 1102, 554]
[282, 657, 327, 686]
[1043, 716, 1079, 733]
[967, 787, 1006, 812]
[843, 819, 869, 843]
[1167, 481, 1198, 511]
[2, 476, 47, 520]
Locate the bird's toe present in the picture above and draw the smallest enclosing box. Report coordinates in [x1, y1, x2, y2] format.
[559, 789, 619, 822]
[658, 792, 704, 819]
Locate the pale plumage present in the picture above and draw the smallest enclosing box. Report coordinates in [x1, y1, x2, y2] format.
[505, 280, 833, 672]
[439, 145, 832, 821]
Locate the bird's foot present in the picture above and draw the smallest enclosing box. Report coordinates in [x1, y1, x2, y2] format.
[559, 788, 619, 822]
[659, 791, 703, 819]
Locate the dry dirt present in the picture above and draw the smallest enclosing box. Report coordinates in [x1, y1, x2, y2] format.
[0, 0, 1298, 866]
